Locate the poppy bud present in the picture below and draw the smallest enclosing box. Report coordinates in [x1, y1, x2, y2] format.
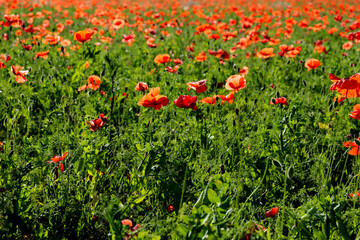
[245, 97, 248, 102]
[233, 64, 237, 69]
[233, 119, 236, 126]
[101, 68, 105, 77]
[218, 67, 221, 72]
[351, 63, 356, 67]
[302, 80, 307, 87]
[235, 108, 239, 115]
[20, 94, 24, 98]
[174, 111, 177, 117]
[61, 46, 65, 53]
[9, 26, 12, 32]
[124, 87, 128, 92]
[254, 99, 258, 105]
[299, 60, 303, 64]
[322, 67, 325, 71]
[270, 83, 275, 89]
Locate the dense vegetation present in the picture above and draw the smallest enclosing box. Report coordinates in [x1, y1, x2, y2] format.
[1, 0, 360, 239]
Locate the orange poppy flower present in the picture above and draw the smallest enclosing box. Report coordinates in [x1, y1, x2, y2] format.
[186, 79, 207, 93]
[11, 65, 28, 83]
[113, 19, 125, 30]
[35, 50, 50, 59]
[225, 75, 246, 92]
[343, 139, 360, 156]
[218, 92, 235, 104]
[257, 48, 276, 59]
[78, 75, 102, 91]
[84, 61, 90, 69]
[304, 59, 321, 70]
[349, 104, 360, 119]
[47, 152, 69, 164]
[74, 30, 93, 43]
[195, 51, 207, 62]
[154, 54, 171, 65]
[342, 41, 353, 50]
[199, 95, 217, 105]
[138, 87, 169, 110]
[270, 97, 288, 105]
[239, 66, 249, 75]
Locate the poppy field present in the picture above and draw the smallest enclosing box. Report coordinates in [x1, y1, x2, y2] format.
[3, 0, 360, 239]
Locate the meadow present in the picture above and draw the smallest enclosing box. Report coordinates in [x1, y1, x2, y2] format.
[1, 0, 360, 239]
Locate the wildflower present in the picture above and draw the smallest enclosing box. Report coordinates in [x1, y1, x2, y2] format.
[329, 73, 360, 100]
[88, 114, 107, 131]
[22, 45, 32, 51]
[47, 152, 69, 172]
[199, 95, 217, 105]
[174, 95, 197, 111]
[4, 15, 22, 27]
[74, 30, 93, 43]
[343, 139, 360, 155]
[270, 97, 288, 105]
[265, 207, 279, 218]
[225, 75, 246, 92]
[78, 75, 102, 91]
[257, 48, 275, 59]
[135, 82, 148, 92]
[218, 92, 235, 104]
[186, 79, 207, 93]
[138, 87, 169, 110]
[195, 51, 207, 62]
[35, 50, 50, 59]
[304, 59, 321, 70]
[349, 104, 360, 119]
[11, 65, 28, 83]
[112, 19, 125, 29]
[154, 54, 171, 65]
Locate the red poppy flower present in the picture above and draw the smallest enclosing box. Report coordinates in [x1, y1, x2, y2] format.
[218, 92, 235, 104]
[74, 30, 93, 43]
[186, 79, 207, 93]
[138, 87, 169, 110]
[168, 205, 174, 213]
[329, 73, 360, 100]
[349, 104, 360, 119]
[265, 207, 279, 218]
[11, 65, 28, 83]
[88, 114, 107, 131]
[4, 15, 22, 27]
[270, 97, 288, 105]
[154, 54, 171, 65]
[22, 45, 32, 51]
[122, 34, 135, 45]
[174, 95, 197, 111]
[304, 59, 321, 70]
[135, 82, 148, 92]
[225, 75, 246, 92]
[165, 65, 179, 73]
[199, 95, 217, 105]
